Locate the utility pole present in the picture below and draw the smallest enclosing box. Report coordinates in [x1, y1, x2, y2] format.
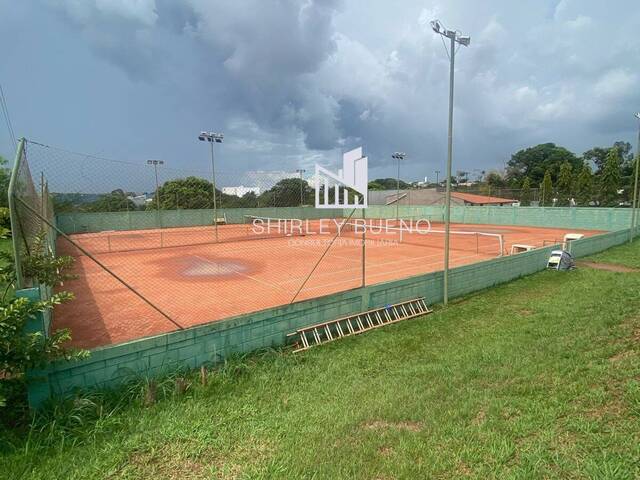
[431, 19, 470, 306]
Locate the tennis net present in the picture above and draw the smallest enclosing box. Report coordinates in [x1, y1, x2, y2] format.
[243, 215, 504, 256]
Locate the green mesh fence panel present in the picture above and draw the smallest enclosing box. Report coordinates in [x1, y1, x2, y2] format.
[9, 139, 57, 288]
[353, 205, 632, 231]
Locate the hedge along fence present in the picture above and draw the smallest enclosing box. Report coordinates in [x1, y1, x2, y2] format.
[56, 207, 344, 235]
[25, 227, 633, 408]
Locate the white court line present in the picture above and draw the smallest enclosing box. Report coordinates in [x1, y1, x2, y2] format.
[274, 251, 482, 292]
[277, 247, 453, 285]
[286, 242, 362, 264]
[290, 252, 484, 295]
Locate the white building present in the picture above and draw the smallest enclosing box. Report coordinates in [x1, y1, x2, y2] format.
[222, 185, 261, 197]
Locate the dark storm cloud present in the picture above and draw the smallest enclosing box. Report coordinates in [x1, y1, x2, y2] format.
[2, 0, 639, 179]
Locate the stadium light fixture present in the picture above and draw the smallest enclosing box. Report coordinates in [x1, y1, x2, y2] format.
[198, 131, 224, 242]
[199, 131, 224, 143]
[431, 19, 471, 306]
[631, 113, 640, 241]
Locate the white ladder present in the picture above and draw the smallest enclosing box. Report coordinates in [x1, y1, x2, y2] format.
[288, 297, 431, 353]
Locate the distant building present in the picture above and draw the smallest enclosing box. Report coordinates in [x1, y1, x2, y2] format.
[222, 185, 261, 197]
[127, 194, 149, 207]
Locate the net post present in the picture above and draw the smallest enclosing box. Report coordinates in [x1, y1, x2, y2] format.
[8, 138, 26, 288]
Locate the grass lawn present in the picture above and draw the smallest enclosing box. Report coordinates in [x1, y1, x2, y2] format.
[586, 236, 640, 269]
[1, 241, 639, 479]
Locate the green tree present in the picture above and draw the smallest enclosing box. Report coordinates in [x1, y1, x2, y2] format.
[583, 141, 633, 176]
[0, 233, 86, 412]
[0, 156, 10, 209]
[599, 148, 621, 206]
[575, 165, 593, 206]
[613, 141, 634, 176]
[506, 143, 580, 187]
[540, 170, 553, 206]
[88, 189, 136, 212]
[368, 178, 412, 190]
[258, 178, 315, 207]
[520, 177, 531, 206]
[556, 161, 573, 206]
[583, 147, 609, 174]
[156, 176, 214, 210]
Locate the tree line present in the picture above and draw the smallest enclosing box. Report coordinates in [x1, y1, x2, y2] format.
[501, 141, 635, 207]
[53, 176, 317, 213]
[40, 138, 639, 214]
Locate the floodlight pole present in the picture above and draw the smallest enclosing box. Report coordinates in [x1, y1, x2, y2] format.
[443, 33, 455, 306]
[209, 139, 218, 242]
[392, 152, 406, 220]
[147, 160, 164, 227]
[631, 113, 640, 242]
[435, 170, 440, 186]
[199, 131, 224, 243]
[296, 169, 306, 206]
[431, 20, 470, 306]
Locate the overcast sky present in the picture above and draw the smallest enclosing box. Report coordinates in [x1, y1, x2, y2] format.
[0, 0, 639, 184]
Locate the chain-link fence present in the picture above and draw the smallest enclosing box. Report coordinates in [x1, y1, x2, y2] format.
[10, 139, 523, 350]
[368, 186, 543, 207]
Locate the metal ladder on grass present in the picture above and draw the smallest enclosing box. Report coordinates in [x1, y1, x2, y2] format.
[288, 297, 431, 353]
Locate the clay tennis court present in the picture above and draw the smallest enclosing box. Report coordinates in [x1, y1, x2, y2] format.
[53, 219, 602, 349]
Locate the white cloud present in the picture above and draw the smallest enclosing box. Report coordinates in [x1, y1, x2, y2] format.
[566, 15, 592, 29]
[593, 69, 637, 99]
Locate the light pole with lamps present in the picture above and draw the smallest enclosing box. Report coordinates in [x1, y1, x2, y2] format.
[147, 160, 164, 228]
[392, 152, 406, 220]
[296, 169, 306, 206]
[198, 131, 224, 242]
[431, 19, 470, 306]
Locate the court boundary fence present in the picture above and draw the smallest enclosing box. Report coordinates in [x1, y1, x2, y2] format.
[10, 138, 638, 407]
[24, 226, 633, 408]
[8, 138, 184, 332]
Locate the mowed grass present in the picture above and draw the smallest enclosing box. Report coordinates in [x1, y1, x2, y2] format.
[2, 242, 640, 479]
[587, 236, 640, 269]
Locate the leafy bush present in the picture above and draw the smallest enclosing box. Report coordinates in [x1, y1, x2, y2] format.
[0, 207, 10, 229]
[0, 232, 86, 414]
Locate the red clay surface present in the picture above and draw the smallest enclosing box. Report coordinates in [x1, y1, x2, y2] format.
[54, 221, 602, 349]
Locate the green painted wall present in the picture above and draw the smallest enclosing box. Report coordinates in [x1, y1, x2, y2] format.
[26, 228, 633, 408]
[57, 205, 633, 235]
[358, 205, 632, 231]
